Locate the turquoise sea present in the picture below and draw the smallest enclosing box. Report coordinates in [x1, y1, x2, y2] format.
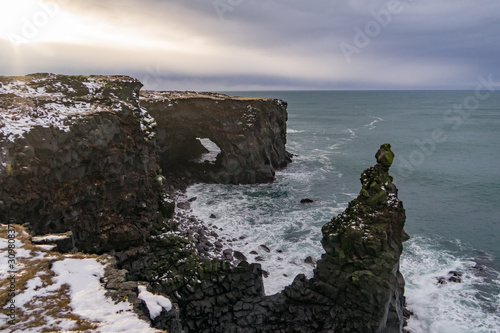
[186, 91, 500, 332]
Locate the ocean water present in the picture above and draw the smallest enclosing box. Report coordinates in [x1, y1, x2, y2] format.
[185, 91, 500, 332]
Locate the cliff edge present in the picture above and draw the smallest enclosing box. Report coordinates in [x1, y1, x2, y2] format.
[141, 90, 292, 185]
[0, 74, 408, 332]
[119, 144, 409, 333]
[0, 73, 161, 253]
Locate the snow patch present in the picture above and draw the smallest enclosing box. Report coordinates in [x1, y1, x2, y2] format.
[32, 234, 70, 243]
[0, 223, 162, 332]
[50, 259, 159, 332]
[138, 285, 173, 319]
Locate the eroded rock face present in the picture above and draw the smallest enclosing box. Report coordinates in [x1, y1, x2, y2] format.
[254, 144, 407, 332]
[0, 74, 408, 332]
[314, 143, 407, 332]
[0, 73, 162, 252]
[121, 144, 408, 332]
[141, 91, 292, 184]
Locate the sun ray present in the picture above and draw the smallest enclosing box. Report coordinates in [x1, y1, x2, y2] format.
[0, 0, 188, 53]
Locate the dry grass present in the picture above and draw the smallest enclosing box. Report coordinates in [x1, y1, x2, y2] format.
[0, 224, 100, 332]
[11, 283, 98, 332]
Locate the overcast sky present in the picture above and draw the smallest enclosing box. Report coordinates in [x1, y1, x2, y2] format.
[1, 0, 499, 90]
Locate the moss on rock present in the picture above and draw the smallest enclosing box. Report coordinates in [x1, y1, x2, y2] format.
[316, 143, 407, 332]
[375, 143, 394, 168]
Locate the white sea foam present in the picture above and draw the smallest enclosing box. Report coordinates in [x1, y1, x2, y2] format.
[185, 90, 500, 330]
[322, 128, 357, 153]
[364, 116, 383, 130]
[287, 129, 305, 134]
[343, 128, 356, 138]
[401, 236, 500, 333]
[186, 174, 341, 295]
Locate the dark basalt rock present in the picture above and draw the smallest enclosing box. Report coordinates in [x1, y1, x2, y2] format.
[437, 271, 463, 284]
[304, 256, 315, 265]
[300, 198, 314, 204]
[233, 251, 248, 261]
[120, 144, 409, 333]
[141, 91, 292, 185]
[1, 75, 410, 332]
[177, 201, 191, 210]
[315, 143, 407, 332]
[437, 277, 448, 285]
[448, 271, 463, 283]
[0, 74, 162, 253]
[260, 244, 271, 253]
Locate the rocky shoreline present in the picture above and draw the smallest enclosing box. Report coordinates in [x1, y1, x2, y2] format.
[1, 74, 410, 332]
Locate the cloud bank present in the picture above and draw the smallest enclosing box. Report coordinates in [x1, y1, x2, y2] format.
[1, 0, 499, 90]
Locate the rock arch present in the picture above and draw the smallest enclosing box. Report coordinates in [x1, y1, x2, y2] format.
[141, 91, 292, 184]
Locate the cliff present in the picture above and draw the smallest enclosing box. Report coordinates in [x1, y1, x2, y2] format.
[0, 74, 408, 332]
[122, 144, 407, 332]
[0, 74, 290, 252]
[141, 90, 292, 185]
[0, 73, 162, 253]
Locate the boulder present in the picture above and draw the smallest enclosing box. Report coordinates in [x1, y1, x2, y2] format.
[259, 244, 271, 253]
[376, 143, 395, 168]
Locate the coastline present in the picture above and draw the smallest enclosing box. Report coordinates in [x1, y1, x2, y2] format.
[1, 74, 409, 332]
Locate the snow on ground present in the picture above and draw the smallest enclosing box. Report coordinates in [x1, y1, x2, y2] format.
[138, 286, 172, 320]
[31, 233, 72, 243]
[0, 77, 123, 142]
[0, 224, 164, 332]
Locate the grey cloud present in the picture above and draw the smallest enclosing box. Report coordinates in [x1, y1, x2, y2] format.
[1, 0, 499, 89]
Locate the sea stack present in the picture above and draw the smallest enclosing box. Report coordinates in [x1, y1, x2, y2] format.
[182, 144, 410, 332]
[316, 143, 408, 332]
[0, 74, 409, 332]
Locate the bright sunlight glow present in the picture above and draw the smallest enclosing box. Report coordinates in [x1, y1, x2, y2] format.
[0, 0, 185, 51]
[0, 0, 74, 45]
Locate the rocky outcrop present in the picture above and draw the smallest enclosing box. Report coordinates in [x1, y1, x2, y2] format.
[119, 144, 408, 332]
[141, 91, 292, 185]
[0, 74, 292, 251]
[0, 73, 408, 332]
[309, 143, 408, 332]
[0, 73, 164, 252]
